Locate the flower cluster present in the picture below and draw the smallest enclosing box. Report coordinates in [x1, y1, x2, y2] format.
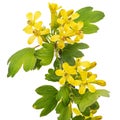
[55, 58, 106, 94]
[23, 3, 84, 49]
[23, 11, 50, 45]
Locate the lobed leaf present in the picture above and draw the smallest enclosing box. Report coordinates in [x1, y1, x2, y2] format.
[56, 101, 71, 120]
[61, 43, 89, 65]
[33, 85, 58, 116]
[35, 43, 54, 65]
[73, 89, 109, 112]
[7, 48, 36, 77]
[75, 6, 105, 34]
[45, 69, 61, 82]
[56, 85, 70, 105]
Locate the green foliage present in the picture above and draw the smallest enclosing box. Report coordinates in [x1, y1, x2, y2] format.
[56, 101, 72, 120]
[35, 43, 54, 65]
[75, 6, 105, 34]
[45, 69, 61, 82]
[90, 101, 99, 110]
[56, 85, 70, 105]
[82, 23, 99, 34]
[7, 4, 108, 120]
[82, 107, 90, 116]
[73, 89, 109, 112]
[72, 115, 85, 120]
[61, 43, 89, 65]
[54, 58, 61, 70]
[33, 59, 42, 70]
[33, 85, 58, 116]
[7, 48, 36, 77]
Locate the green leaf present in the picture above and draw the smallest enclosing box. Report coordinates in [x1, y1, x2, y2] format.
[7, 48, 36, 77]
[35, 43, 54, 65]
[56, 101, 72, 120]
[72, 115, 85, 120]
[56, 85, 70, 105]
[33, 85, 58, 116]
[61, 43, 89, 65]
[82, 107, 90, 116]
[33, 59, 42, 70]
[35, 85, 58, 95]
[75, 6, 105, 34]
[45, 69, 61, 82]
[75, 7, 105, 23]
[54, 58, 61, 70]
[82, 23, 99, 34]
[72, 89, 109, 112]
[90, 101, 99, 110]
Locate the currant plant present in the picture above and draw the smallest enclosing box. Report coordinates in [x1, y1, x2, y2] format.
[7, 3, 109, 120]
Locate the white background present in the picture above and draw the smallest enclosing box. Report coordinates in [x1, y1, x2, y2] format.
[0, 0, 120, 120]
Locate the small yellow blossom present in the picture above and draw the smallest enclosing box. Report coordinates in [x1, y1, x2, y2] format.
[23, 11, 41, 34]
[55, 63, 80, 86]
[57, 9, 79, 25]
[51, 24, 74, 49]
[49, 3, 61, 13]
[77, 71, 106, 94]
[75, 58, 91, 72]
[70, 21, 84, 42]
[51, 22, 84, 49]
[24, 21, 50, 45]
[49, 3, 61, 29]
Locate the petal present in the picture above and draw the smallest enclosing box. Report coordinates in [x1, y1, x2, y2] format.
[80, 71, 87, 81]
[93, 116, 102, 120]
[77, 22, 84, 30]
[88, 84, 96, 93]
[62, 62, 69, 70]
[26, 12, 33, 20]
[59, 77, 66, 85]
[88, 75, 96, 82]
[58, 40, 65, 49]
[79, 85, 86, 94]
[34, 11, 41, 21]
[94, 80, 106, 86]
[72, 108, 81, 115]
[67, 75, 76, 86]
[57, 18, 65, 25]
[51, 35, 60, 42]
[40, 29, 50, 35]
[71, 13, 79, 20]
[55, 69, 64, 76]
[66, 38, 74, 44]
[81, 61, 91, 68]
[27, 35, 36, 44]
[67, 9, 74, 16]
[34, 21, 43, 29]
[23, 25, 33, 34]
[37, 36, 43, 45]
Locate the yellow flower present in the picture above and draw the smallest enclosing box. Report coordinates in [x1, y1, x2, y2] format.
[70, 21, 84, 42]
[51, 24, 74, 49]
[78, 71, 106, 94]
[55, 63, 80, 86]
[75, 58, 91, 72]
[48, 3, 61, 13]
[57, 9, 79, 25]
[23, 11, 41, 34]
[25, 21, 50, 45]
[48, 3, 61, 29]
